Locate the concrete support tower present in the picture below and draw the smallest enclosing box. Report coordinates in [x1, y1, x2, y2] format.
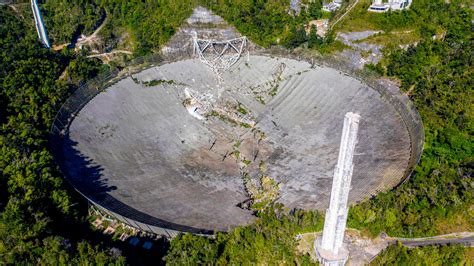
[31, 0, 51, 48]
[315, 112, 360, 266]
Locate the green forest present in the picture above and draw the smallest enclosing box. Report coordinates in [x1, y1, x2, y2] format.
[42, 0, 102, 44]
[93, 0, 194, 54]
[0, 5, 124, 263]
[348, 0, 473, 238]
[165, 206, 323, 264]
[1, 0, 473, 264]
[203, 0, 325, 48]
[39, 0, 194, 54]
[40, 0, 330, 53]
[370, 243, 471, 265]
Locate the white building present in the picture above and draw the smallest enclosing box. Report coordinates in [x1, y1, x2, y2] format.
[323, 0, 343, 12]
[368, 0, 412, 12]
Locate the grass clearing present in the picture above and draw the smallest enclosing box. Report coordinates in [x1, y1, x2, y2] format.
[335, 0, 415, 33]
[434, 211, 474, 234]
[305, 40, 351, 55]
[465, 248, 474, 263]
[355, 30, 421, 47]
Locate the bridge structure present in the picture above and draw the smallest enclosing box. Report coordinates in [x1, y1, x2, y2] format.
[31, 0, 50, 48]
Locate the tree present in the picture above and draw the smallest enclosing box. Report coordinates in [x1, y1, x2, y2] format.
[283, 25, 308, 49]
[371, 243, 467, 265]
[348, 2, 473, 238]
[165, 205, 322, 264]
[0, 6, 123, 264]
[308, 0, 323, 19]
[202, 0, 322, 47]
[307, 25, 322, 48]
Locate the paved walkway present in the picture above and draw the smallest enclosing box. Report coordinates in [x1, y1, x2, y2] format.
[296, 231, 474, 265]
[394, 232, 474, 247]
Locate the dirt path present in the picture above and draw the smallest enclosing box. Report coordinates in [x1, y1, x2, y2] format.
[395, 232, 474, 247]
[87, 50, 133, 59]
[392, 29, 415, 34]
[86, 50, 133, 63]
[74, 14, 132, 59]
[331, 0, 360, 30]
[8, 4, 18, 13]
[52, 12, 132, 58]
[52, 43, 70, 51]
[75, 15, 108, 50]
[8, 3, 28, 20]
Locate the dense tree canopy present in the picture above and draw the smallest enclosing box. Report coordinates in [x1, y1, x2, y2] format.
[95, 0, 195, 54]
[202, 0, 326, 48]
[371, 243, 470, 265]
[39, 0, 331, 53]
[42, 0, 103, 44]
[39, 0, 194, 54]
[0, 6, 122, 264]
[348, 1, 473, 238]
[165, 205, 322, 264]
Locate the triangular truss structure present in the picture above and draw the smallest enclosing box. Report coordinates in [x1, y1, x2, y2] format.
[193, 34, 247, 74]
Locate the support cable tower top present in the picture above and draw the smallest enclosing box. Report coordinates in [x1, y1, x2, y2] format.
[192, 32, 247, 74]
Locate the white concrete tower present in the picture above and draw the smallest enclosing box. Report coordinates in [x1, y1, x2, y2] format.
[31, 0, 51, 48]
[315, 112, 360, 266]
